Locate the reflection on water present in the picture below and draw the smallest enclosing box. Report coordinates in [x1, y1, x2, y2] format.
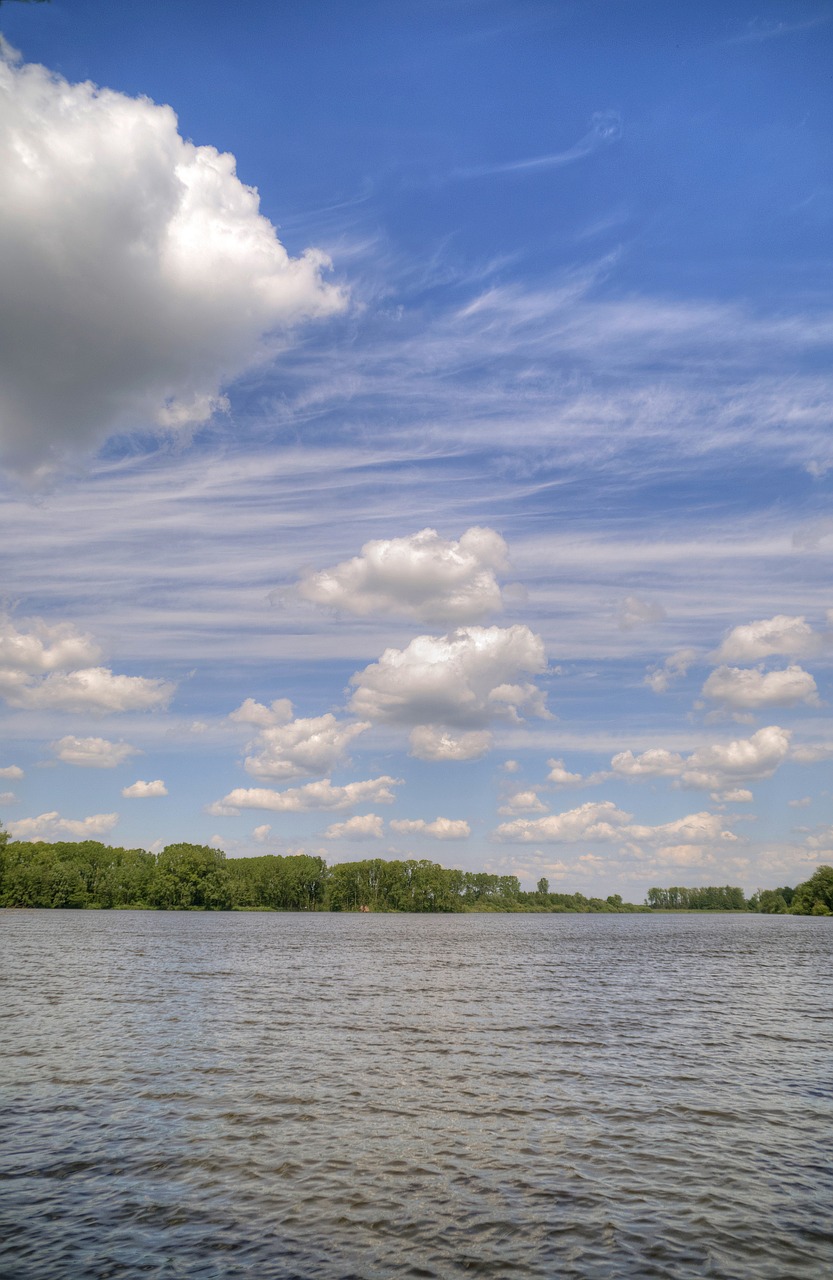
[1, 911, 831, 1279]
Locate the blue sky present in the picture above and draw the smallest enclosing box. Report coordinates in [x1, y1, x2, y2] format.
[0, 0, 831, 894]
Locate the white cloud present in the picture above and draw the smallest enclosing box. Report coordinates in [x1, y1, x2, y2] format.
[390, 816, 471, 840]
[610, 747, 686, 778]
[229, 697, 293, 727]
[324, 813, 384, 840]
[53, 735, 138, 768]
[209, 775, 402, 815]
[493, 802, 735, 847]
[619, 595, 665, 631]
[121, 779, 167, 798]
[7, 810, 119, 840]
[0, 765, 23, 779]
[0, 615, 174, 713]
[349, 625, 548, 735]
[788, 797, 812, 808]
[714, 615, 822, 663]
[498, 790, 548, 815]
[0, 666, 174, 714]
[242, 713, 370, 781]
[502, 759, 520, 773]
[408, 726, 493, 761]
[494, 801, 633, 843]
[645, 648, 697, 694]
[0, 791, 16, 805]
[252, 824, 272, 843]
[612, 725, 792, 792]
[711, 788, 753, 803]
[702, 665, 819, 710]
[0, 615, 100, 671]
[546, 758, 583, 786]
[0, 45, 345, 472]
[299, 526, 508, 624]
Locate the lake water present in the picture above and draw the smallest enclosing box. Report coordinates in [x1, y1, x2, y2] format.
[1, 910, 831, 1279]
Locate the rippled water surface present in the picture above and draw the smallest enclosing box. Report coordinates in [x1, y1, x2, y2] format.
[1, 911, 831, 1279]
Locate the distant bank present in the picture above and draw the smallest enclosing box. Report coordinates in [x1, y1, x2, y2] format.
[1, 833, 831, 916]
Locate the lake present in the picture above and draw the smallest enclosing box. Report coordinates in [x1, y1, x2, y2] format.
[1, 910, 831, 1279]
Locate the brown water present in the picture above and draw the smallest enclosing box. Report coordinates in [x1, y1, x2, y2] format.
[1, 910, 831, 1279]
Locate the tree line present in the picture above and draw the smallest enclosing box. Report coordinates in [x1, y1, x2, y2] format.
[0, 830, 830, 915]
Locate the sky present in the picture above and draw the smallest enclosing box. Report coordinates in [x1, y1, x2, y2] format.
[0, 0, 831, 897]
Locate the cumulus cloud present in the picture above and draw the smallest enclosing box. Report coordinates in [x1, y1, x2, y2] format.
[121, 779, 167, 798]
[0, 615, 174, 713]
[702, 665, 819, 710]
[7, 810, 119, 840]
[0, 765, 23, 779]
[714, 615, 822, 663]
[0, 45, 345, 472]
[252, 824, 272, 843]
[711, 788, 753, 804]
[494, 802, 735, 846]
[546, 758, 583, 786]
[408, 726, 493, 761]
[53, 736, 138, 768]
[502, 759, 520, 773]
[209, 775, 402, 815]
[611, 725, 791, 792]
[0, 666, 174, 714]
[619, 596, 665, 631]
[494, 800, 633, 843]
[498, 790, 548, 815]
[229, 697, 293, 727]
[349, 626, 548, 741]
[231, 696, 371, 781]
[0, 615, 100, 671]
[0, 791, 16, 805]
[645, 648, 697, 694]
[242, 712, 370, 781]
[299, 526, 508, 624]
[324, 813, 385, 840]
[390, 816, 471, 840]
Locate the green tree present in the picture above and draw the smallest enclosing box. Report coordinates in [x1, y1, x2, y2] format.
[151, 844, 231, 910]
[790, 865, 833, 916]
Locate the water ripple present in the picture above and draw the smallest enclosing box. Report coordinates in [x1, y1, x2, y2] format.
[1, 911, 831, 1279]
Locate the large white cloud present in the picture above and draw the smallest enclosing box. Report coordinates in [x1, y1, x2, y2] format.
[122, 779, 167, 798]
[1, 666, 173, 714]
[0, 615, 173, 713]
[702, 665, 819, 710]
[389, 816, 471, 840]
[209, 775, 402, 815]
[298, 527, 508, 624]
[241, 712, 370, 781]
[611, 725, 792, 792]
[7, 810, 119, 840]
[324, 813, 384, 840]
[0, 44, 345, 472]
[0, 615, 100, 671]
[349, 626, 548, 740]
[52, 736, 138, 768]
[714, 615, 822, 663]
[493, 801, 735, 846]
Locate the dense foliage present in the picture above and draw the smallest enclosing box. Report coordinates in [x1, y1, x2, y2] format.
[0, 829, 829, 915]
